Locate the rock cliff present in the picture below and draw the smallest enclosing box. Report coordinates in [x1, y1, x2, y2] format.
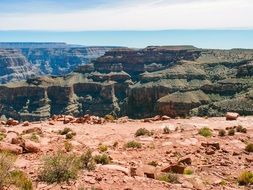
[1, 46, 253, 120]
[0, 43, 115, 83]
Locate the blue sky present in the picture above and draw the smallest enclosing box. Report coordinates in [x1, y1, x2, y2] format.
[0, 0, 253, 48]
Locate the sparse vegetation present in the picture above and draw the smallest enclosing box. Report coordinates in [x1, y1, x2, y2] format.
[59, 127, 72, 135]
[157, 173, 179, 183]
[38, 151, 79, 183]
[98, 144, 108, 152]
[125, 140, 142, 148]
[59, 127, 76, 139]
[237, 171, 253, 186]
[218, 129, 226, 137]
[163, 126, 171, 134]
[29, 133, 39, 142]
[183, 168, 193, 175]
[0, 152, 17, 189]
[228, 129, 235, 136]
[79, 149, 96, 171]
[64, 141, 73, 152]
[236, 125, 243, 132]
[10, 170, 33, 190]
[198, 127, 212, 137]
[241, 128, 247, 133]
[135, 128, 152, 137]
[0, 132, 6, 141]
[148, 161, 158, 167]
[66, 132, 75, 139]
[93, 154, 110, 165]
[0, 152, 32, 189]
[104, 114, 115, 122]
[245, 143, 253, 152]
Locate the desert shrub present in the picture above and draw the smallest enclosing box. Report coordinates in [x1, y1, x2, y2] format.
[163, 126, 171, 134]
[64, 141, 73, 152]
[29, 133, 39, 142]
[241, 128, 247, 133]
[198, 127, 212, 137]
[98, 144, 108, 152]
[59, 127, 72, 135]
[59, 128, 76, 139]
[10, 170, 33, 190]
[0, 132, 6, 141]
[125, 141, 142, 148]
[236, 125, 243, 132]
[238, 171, 253, 186]
[38, 152, 79, 183]
[157, 173, 179, 183]
[79, 149, 96, 171]
[66, 133, 75, 139]
[183, 168, 193, 175]
[148, 161, 158, 167]
[228, 129, 235, 136]
[218, 129, 226, 137]
[93, 154, 110, 165]
[0, 152, 17, 188]
[135, 128, 152, 137]
[104, 114, 115, 121]
[245, 143, 253, 152]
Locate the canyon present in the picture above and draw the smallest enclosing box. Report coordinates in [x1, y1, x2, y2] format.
[0, 45, 253, 121]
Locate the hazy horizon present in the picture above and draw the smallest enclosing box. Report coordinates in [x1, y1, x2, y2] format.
[0, 30, 253, 49]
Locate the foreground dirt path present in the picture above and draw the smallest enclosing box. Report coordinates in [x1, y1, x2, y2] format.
[1, 116, 253, 190]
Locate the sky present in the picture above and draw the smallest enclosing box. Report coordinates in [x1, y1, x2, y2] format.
[0, 0, 253, 48]
[0, 0, 253, 30]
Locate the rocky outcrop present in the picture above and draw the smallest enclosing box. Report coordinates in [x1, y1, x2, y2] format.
[1, 46, 253, 120]
[156, 90, 210, 117]
[0, 49, 39, 83]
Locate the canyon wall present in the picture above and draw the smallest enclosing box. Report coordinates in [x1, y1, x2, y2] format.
[1, 46, 253, 120]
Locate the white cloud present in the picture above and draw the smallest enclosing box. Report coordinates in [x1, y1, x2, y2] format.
[0, 0, 252, 30]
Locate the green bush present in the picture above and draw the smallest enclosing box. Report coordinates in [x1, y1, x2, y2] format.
[228, 129, 235, 136]
[59, 127, 73, 135]
[79, 149, 96, 171]
[10, 170, 33, 190]
[66, 133, 75, 139]
[218, 129, 226, 137]
[183, 168, 193, 175]
[238, 171, 253, 186]
[135, 128, 152, 137]
[157, 173, 179, 183]
[125, 141, 142, 148]
[245, 143, 253, 152]
[98, 144, 108, 152]
[0, 152, 17, 188]
[93, 154, 110, 165]
[38, 152, 80, 183]
[198, 127, 212, 137]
